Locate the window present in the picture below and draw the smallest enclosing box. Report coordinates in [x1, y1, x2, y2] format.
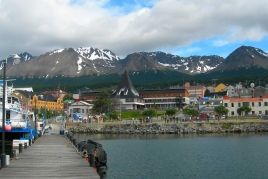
[243, 102, 249, 107]
[265, 102, 268, 106]
[82, 109, 84, 113]
[224, 103, 228, 107]
[6, 110, 10, 119]
[259, 102, 261, 107]
[231, 111, 234, 115]
[238, 103, 241, 107]
[259, 111, 262, 114]
[265, 110, 268, 115]
[252, 102, 254, 107]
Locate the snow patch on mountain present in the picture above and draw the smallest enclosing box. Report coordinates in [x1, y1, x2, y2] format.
[256, 48, 268, 57]
[49, 49, 64, 55]
[74, 47, 120, 61]
[156, 54, 223, 73]
[77, 56, 83, 73]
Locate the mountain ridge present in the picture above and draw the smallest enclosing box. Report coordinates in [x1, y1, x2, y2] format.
[1, 45, 268, 78]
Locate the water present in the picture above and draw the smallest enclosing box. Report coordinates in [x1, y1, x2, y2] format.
[75, 134, 268, 179]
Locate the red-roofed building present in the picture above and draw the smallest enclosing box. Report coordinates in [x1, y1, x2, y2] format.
[223, 96, 268, 116]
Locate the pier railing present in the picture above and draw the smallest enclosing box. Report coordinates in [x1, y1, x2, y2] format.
[66, 132, 108, 179]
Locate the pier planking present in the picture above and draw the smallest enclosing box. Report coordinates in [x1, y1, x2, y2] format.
[0, 134, 99, 179]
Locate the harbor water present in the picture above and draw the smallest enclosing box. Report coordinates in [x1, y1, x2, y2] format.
[75, 134, 268, 179]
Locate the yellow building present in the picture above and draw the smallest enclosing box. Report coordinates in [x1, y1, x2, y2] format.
[214, 83, 227, 93]
[32, 94, 64, 111]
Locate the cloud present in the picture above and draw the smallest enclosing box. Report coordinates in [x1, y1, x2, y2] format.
[0, 0, 268, 58]
[212, 40, 229, 47]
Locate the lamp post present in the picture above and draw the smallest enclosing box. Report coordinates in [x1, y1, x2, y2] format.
[1, 59, 7, 168]
[34, 96, 37, 139]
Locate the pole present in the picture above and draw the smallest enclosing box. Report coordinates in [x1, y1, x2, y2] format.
[34, 96, 37, 139]
[1, 60, 6, 168]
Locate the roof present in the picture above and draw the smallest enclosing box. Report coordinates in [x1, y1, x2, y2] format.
[140, 88, 186, 94]
[14, 87, 33, 92]
[111, 71, 139, 98]
[223, 96, 268, 102]
[38, 94, 58, 101]
[70, 101, 92, 106]
[205, 91, 227, 97]
[14, 90, 34, 98]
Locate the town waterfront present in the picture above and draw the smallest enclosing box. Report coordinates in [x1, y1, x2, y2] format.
[75, 134, 268, 179]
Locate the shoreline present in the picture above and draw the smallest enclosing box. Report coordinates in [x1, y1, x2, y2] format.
[68, 120, 268, 135]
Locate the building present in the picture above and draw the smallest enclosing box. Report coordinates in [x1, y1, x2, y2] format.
[184, 82, 206, 98]
[140, 88, 189, 109]
[42, 89, 68, 99]
[32, 94, 64, 112]
[214, 83, 226, 93]
[68, 101, 93, 122]
[73, 88, 101, 104]
[13, 90, 34, 111]
[223, 96, 268, 116]
[111, 71, 144, 110]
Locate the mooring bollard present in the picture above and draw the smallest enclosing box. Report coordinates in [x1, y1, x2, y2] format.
[73, 139, 76, 146]
[19, 143, 23, 153]
[89, 153, 95, 167]
[12, 149, 19, 159]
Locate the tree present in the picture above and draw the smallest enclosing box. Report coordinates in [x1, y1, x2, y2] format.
[237, 106, 252, 116]
[142, 109, 157, 122]
[92, 91, 112, 114]
[244, 106, 252, 115]
[165, 108, 177, 116]
[165, 108, 176, 122]
[214, 105, 228, 120]
[183, 108, 199, 120]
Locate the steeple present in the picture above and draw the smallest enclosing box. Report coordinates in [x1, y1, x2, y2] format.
[112, 70, 139, 98]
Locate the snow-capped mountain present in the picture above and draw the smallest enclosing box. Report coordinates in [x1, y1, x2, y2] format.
[121, 52, 224, 74]
[2, 45, 268, 78]
[216, 46, 268, 71]
[5, 47, 121, 77]
[5, 52, 33, 66]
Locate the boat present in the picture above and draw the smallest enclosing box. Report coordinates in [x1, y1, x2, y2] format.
[0, 80, 36, 149]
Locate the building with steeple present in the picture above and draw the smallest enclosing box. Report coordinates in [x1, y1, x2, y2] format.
[111, 71, 144, 110]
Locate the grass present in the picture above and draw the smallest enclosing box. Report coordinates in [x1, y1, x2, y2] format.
[120, 110, 142, 119]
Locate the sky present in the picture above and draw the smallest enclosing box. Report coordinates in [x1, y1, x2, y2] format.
[0, 0, 268, 59]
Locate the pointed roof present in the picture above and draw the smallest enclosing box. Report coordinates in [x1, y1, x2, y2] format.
[111, 71, 139, 98]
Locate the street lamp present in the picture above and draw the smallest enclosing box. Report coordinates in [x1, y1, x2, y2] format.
[1, 59, 7, 168]
[33, 95, 37, 139]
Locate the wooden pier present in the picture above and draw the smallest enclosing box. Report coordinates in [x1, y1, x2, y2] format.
[0, 134, 99, 179]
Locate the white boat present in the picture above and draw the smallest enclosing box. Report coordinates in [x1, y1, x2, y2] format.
[0, 80, 36, 141]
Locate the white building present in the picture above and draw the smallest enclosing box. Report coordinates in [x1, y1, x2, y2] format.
[223, 96, 268, 116]
[68, 101, 92, 122]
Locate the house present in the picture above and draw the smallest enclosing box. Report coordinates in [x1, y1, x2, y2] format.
[214, 83, 226, 93]
[111, 71, 144, 110]
[223, 96, 268, 116]
[68, 101, 93, 122]
[226, 85, 236, 97]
